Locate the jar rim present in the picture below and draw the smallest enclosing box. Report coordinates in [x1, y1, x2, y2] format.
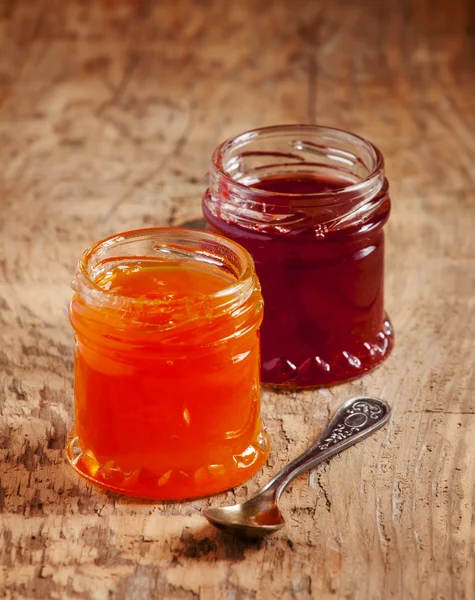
[75, 227, 256, 311]
[212, 123, 385, 205]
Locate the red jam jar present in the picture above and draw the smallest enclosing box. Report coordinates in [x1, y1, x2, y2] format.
[202, 125, 394, 387]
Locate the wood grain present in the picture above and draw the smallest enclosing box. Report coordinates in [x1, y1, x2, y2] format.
[1, 0, 475, 598]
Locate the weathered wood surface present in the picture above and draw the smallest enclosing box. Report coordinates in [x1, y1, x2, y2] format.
[1, 0, 475, 598]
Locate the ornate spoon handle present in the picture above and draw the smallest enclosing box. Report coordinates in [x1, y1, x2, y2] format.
[260, 396, 390, 501]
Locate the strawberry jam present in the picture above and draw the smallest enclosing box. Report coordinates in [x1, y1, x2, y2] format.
[203, 125, 394, 387]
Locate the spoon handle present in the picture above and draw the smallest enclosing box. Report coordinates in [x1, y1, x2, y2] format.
[260, 396, 390, 501]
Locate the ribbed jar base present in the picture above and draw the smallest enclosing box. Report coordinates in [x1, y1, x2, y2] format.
[261, 317, 394, 388]
[66, 428, 270, 500]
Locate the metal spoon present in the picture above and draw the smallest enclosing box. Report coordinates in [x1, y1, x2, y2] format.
[203, 396, 390, 538]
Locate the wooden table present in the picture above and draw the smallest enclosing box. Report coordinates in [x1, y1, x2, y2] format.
[1, 1, 474, 598]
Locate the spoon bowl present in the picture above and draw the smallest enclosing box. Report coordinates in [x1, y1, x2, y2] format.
[203, 396, 391, 538]
[204, 496, 285, 538]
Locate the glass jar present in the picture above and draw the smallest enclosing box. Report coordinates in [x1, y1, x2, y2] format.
[67, 228, 269, 499]
[203, 125, 394, 387]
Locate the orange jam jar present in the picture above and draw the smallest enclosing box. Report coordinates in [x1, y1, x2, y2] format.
[67, 228, 269, 499]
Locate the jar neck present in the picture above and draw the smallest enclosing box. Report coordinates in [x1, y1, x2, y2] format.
[69, 228, 262, 344]
[205, 125, 388, 234]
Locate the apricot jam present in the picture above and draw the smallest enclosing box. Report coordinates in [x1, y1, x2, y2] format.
[67, 228, 269, 499]
[203, 125, 394, 387]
